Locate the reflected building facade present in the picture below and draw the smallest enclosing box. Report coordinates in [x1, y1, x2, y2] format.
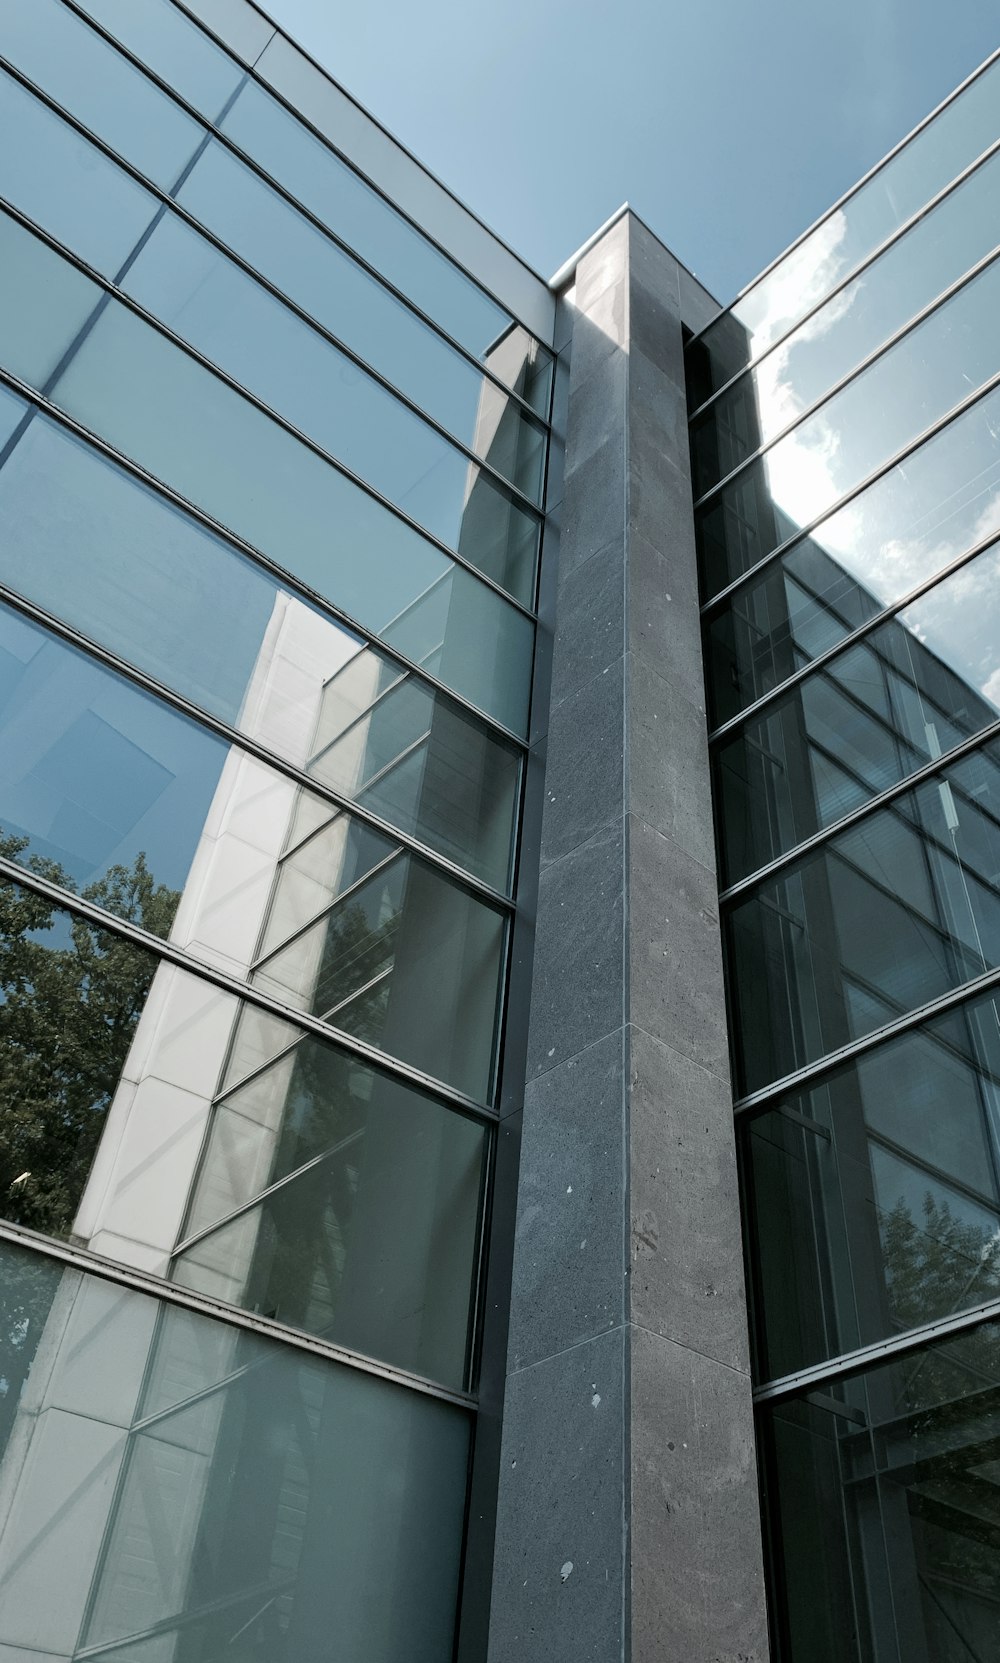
[0, 2, 999, 1660]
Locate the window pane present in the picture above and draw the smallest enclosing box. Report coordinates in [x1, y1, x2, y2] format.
[72, 0, 245, 122]
[172, 1024, 486, 1386]
[691, 147, 1000, 495]
[0, 1239, 469, 1662]
[698, 252, 1000, 593]
[177, 139, 551, 460]
[1, 0, 204, 189]
[0, 403, 521, 886]
[760, 1318, 1000, 1663]
[727, 739, 1000, 1094]
[0, 211, 105, 388]
[744, 986, 1000, 1380]
[705, 382, 1000, 721]
[0, 230, 534, 729]
[691, 54, 1000, 391]
[0, 68, 158, 277]
[121, 209, 542, 590]
[220, 76, 516, 363]
[715, 540, 1000, 884]
[251, 845, 505, 1102]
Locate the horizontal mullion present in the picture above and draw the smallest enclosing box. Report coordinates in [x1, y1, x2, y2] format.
[687, 132, 1000, 421]
[0, 1216, 476, 1409]
[0, 192, 540, 622]
[700, 363, 1000, 618]
[708, 524, 1000, 746]
[0, 367, 530, 755]
[167, 0, 554, 353]
[0, 576, 516, 915]
[752, 1289, 1000, 1406]
[56, 0, 549, 425]
[718, 711, 1000, 907]
[0, 54, 548, 510]
[732, 960, 1000, 1121]
[685, 47, 1000, 352]
[693, 238, 1000, 509]
[0, 849, 500, 1123]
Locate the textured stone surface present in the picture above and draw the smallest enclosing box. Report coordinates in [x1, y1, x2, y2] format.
[630, 1327, 768, 1663]
[550, 539, 626, 707]
[627, 653, 716, 871]
[509, 1030, 626, 1372]
[540, 665, 624, 866]
[489, 1328, 626, 1663]
[629, 1025, 750, 1372]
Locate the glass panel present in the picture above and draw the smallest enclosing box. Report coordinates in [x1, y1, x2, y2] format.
[0, 68, 158, 277]
[71, 0, 245, 122]
[252, 846, 505, 1102]
[0, 401, 521, 886]
[691, 146, 1000, 495]
[0, 0, 204, 189]
[715, 540, 1000, 884]
[120, 209, 542, 586]
[0, 875, 485, 1382]
[760, 1318, 1000, 1663]
[690, 54, 1000, 392]
[0, 1239, 469, 1662]
[0, 211, 106, 389]
[219, 76, 521, 365]
[172, 1026, 485, 1385]
[744, 985, 1000, 1380]
[0, 221, 534, 729]
[177, 139, 551, 460]
[705, 382, 1000, 720]
[727, 739, 1000, 1095]
[698, 252, 1000, 593]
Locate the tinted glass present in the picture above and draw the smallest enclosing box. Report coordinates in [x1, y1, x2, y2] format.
[692, 54, 1000, 391]
[0, 68, 158, 277]
[71, 0, 246, 121]
[0, 1240, 469, 1661]
[744, 986, 1000, 1380]
[691, 147, 1000, 495]
[177, 140, 550, 456]
[121, 209, 542, 585]
[715, 539, 1000, 884]
[1, 0, 204, 188]
[0, 217, 533, 730]
[171, 1018, 486, 1385]
[704, 381, 1000, 716]
[760, 1318, 1000, 1663]
[0, 402, 522, 884]
[727, 739, 1000, 1094]
[698, 252, 1000, 591]
[220, 77, 517, 363]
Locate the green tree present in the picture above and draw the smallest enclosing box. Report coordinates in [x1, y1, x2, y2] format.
[0, 834, 178, 1238]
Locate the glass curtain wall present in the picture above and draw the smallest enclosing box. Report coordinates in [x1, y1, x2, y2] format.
[687, 48, 1000, 1663]
[0, 1, 553, 1657]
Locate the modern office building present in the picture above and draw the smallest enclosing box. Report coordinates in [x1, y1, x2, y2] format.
[0, 1, 998, 1658]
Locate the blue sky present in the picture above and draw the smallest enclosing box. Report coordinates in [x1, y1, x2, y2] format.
[265, 0, 998, 305]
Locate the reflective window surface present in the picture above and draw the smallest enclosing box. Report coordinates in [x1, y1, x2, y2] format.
[0, 403, 522, 887]
[760, 1318, 1000, 1663]
[744, 986, 1000, 1380]
[698, 252, 1000, 590]
[0, 877, 485, 1384]
[715, 539, 1000, 884]
[121, 208, 544, 575]
[703, 378, 1000, 672]
[690, 53, 1000, 393]
[690, 146, 1000, 496]
[0, 68, 159, 278]
[1, 0, 205, 189]
[727, 740, 1000, 1095]
[0, 1241, 470, 1661]
[72, 0, 247, 121]
[0, 218, 534, 732]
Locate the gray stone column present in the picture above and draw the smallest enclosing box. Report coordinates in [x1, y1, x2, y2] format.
[487, 213, 770, 1663]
